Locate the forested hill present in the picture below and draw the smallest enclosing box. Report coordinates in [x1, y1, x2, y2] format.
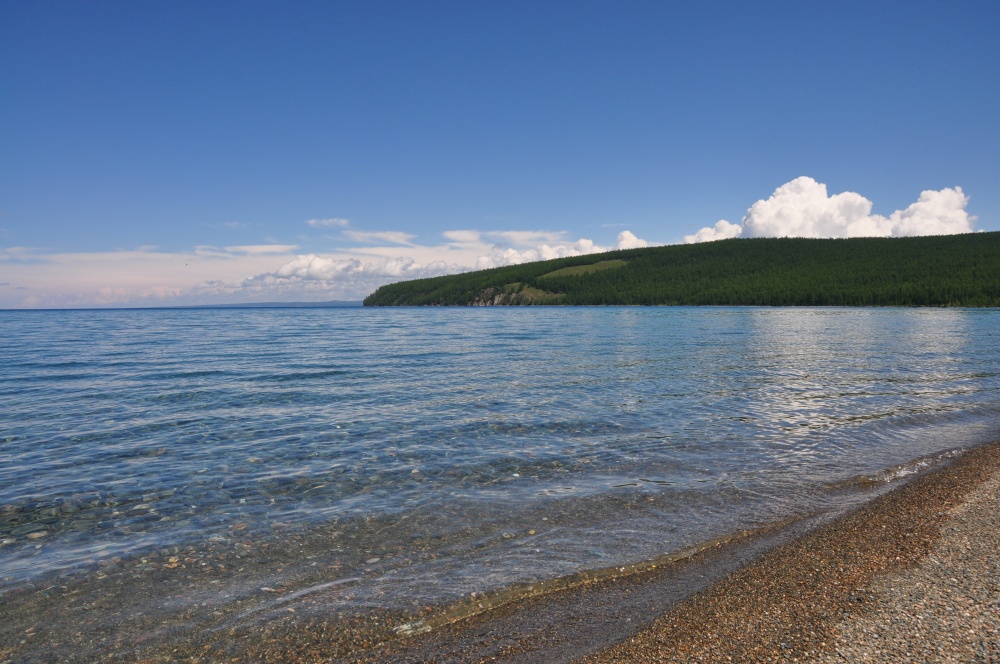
[362, 233, 1000, 307]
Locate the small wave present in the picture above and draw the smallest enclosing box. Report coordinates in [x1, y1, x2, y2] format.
[393, 516, 804, 637]
[825, 448, 966, 490]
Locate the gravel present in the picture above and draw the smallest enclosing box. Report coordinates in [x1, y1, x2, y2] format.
[814, 459, 1000, 663]
[583, 441, 1000, 663]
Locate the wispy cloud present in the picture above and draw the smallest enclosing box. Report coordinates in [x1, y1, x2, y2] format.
[442, 230, 482, 244]
[224, 244, 300, 255]
[0, 246, 49, 264]
[484, 230, 567, 246]
[194, 245, 232, 258]
[342, 230, 417, 245]
[0, 245, 301, 308]
[191, 255, 462, 303]
[191, 244, 298, 258]
[306, 217, 350, 229]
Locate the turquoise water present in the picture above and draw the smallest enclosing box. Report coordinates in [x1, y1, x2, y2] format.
[1, 307, 999, 607]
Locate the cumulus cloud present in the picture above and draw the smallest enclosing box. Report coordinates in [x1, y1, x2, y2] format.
[741, 177, 881, 238]
[276, 255, 448, 281]
[686, 177, 975, 243]
[474, 230, 651, 269]
[684, 220, 743, 244]
[306, 217, 351, 228]
[615, 230, 651, 250]
[887, 187, 975, 237]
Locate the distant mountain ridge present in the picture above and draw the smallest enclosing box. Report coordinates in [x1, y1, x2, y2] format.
[363, 233, 1000, 307]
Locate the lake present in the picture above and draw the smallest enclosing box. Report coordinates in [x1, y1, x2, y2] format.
[1, 307, 998, 656]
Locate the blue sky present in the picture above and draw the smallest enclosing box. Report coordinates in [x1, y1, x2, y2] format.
[2, 1, 997, 307]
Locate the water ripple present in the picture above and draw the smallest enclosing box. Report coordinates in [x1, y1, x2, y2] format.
[0, 307, 998, 601]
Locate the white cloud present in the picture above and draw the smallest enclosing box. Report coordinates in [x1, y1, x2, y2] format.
[306, 217, 350, 229]
[887, 187, 975, 237]
[181, 229, 657, 303]
[342, 230, 417, 245]
[0, 228, 656, 307]
[742, 177, 882, 238]
[190, 254, 464, 302]
[685, 177, 976, 243]
[615, 230, 651, 250]
[473, 230, 652, 269]
[684, 220, 743, 244]
[16, 176, 975, 307]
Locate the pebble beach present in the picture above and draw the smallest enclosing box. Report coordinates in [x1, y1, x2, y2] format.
[584, 440, 1000, 664]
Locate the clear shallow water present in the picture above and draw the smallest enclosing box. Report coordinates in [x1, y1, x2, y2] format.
[1, 307, 999, 609]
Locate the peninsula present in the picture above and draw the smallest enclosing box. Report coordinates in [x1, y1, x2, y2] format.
[364, 233, 1000, 307]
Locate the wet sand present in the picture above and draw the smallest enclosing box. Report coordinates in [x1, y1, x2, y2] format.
[3, 441, 998, 662]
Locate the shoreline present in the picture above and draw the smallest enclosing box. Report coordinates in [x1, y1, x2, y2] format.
[585, 439, 1000, 663]
[2, 441, 998, 662]
[173, 440, 1000, 662]
[235, 440, 1000, 663]
[318, 440, 1000, 663]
